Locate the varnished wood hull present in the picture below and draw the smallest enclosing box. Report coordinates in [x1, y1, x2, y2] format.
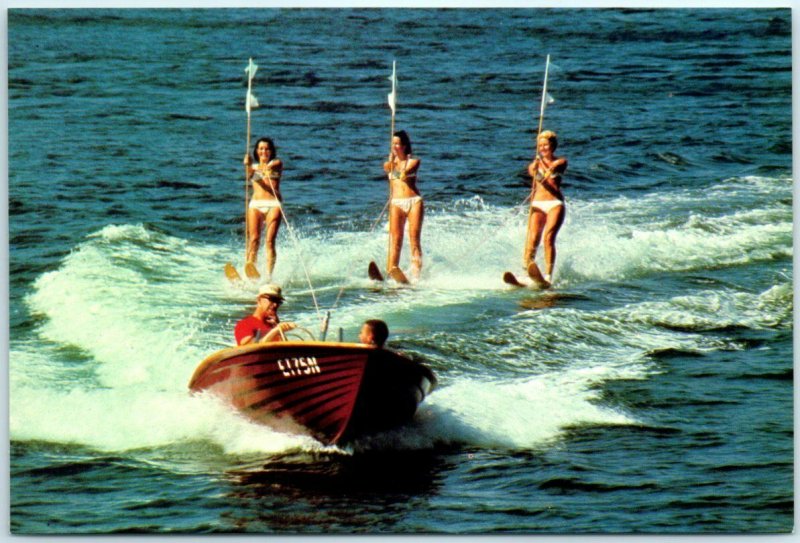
[188, 341, 436, 445]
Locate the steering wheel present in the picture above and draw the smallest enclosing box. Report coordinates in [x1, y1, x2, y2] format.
[284, 326, 316, 342]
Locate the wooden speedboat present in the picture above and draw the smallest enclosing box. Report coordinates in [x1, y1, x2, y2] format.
[188, 341, 437, 445]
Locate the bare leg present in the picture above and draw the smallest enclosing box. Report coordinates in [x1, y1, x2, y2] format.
[523, 208, 546, 268]
[407, 200, 424, 278]
[387, 204, 407, 272]
[247, 208, 264, 264]
[263, 207, 283, 280]
[542, 205, 565, 277]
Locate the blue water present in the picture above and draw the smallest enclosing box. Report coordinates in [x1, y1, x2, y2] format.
[8, 8, 792, 535]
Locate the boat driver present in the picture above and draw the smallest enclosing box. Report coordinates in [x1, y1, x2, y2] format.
[234, 284, 296, 345]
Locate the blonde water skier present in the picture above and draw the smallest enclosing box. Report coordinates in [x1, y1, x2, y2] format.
[523, 130, 567, 284]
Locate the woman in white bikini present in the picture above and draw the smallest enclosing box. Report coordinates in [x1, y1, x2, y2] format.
[383, 130, 423, 279]
[243, 136, 283, 280]
[523, 130, 567, 284]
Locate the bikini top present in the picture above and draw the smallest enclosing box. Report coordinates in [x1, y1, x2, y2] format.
[533, 159, 565, 201]
[536, 162, 562, 179]
[251, 166, 281, 183]
[389, 158, 418, 182]
[534, 157, 566, 188]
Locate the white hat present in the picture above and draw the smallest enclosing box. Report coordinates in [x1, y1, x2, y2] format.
[257, 284, 285, 302]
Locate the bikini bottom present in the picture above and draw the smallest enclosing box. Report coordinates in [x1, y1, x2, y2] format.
[391, 196, 423, 214]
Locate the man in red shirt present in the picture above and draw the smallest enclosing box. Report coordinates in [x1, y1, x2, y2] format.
[234, 284, 296, 346]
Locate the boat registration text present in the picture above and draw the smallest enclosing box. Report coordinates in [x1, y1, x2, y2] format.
[277, 357, 321, 378]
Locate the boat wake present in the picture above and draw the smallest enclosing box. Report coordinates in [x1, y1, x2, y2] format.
[9, 174, 791, 459]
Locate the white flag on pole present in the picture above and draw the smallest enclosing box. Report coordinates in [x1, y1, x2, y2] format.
[246, 91, 259, 112]
[245, 57, 258, 79]
[387, 60, 397, 115]
[245, 58, 259, 113]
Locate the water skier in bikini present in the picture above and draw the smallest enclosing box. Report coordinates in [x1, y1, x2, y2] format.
[523, 130, 567, 284]
[243, 137, 283, 280]
[383, 130, 424, 280]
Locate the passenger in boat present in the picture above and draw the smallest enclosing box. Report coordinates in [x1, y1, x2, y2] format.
[383, 130, 423, 279]
[359, 319, 389, 348]
[523, 130, 568, 284]
[243, 136, 283, 280]
[234, 284, 296, 345]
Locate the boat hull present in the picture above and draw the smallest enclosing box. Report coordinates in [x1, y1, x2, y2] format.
[189, 341, 436, 445]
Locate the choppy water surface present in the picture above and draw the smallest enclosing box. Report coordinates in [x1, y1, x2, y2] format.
[8, 8, 792, 534]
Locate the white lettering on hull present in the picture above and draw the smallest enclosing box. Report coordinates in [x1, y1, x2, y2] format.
[277, 356, 321, 378]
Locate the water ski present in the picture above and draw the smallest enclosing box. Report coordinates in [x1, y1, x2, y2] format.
[502, 271, 527, 288]
[388, 266, 410, 285]
[368, 261, 384, 282]
[224, 262, 242, 282]
[244, 261, 260, 280]
[527, 262, 551, 289]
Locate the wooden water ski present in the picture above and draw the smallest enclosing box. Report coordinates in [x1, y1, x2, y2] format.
[502, 271, 527, 288]
[368, 261, 384, 281]
[244, 261, 261, 280]
[527, 261, 551, 289]
[225, 262, 242, 281]
[388, 266, 409, 284]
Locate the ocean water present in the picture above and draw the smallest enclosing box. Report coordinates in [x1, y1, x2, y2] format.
[7, 7, 793, 535]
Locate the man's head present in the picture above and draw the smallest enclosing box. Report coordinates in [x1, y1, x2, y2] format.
[359, 319, 389, 348]
[257, 284, 285, 311]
